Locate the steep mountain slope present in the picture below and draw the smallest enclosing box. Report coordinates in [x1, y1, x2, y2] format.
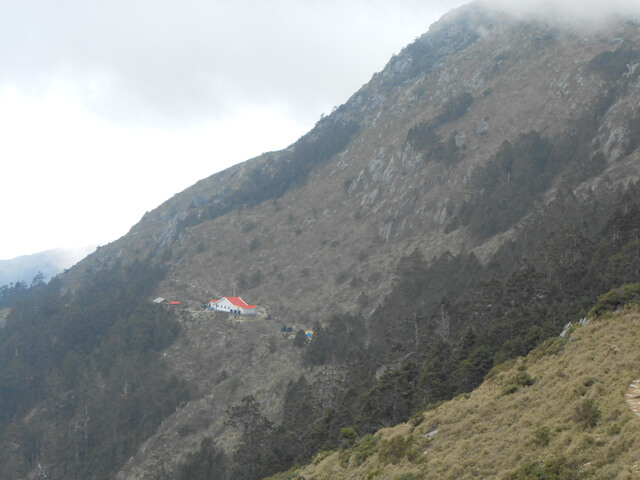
[115, 6, 640, 475]
[3, 3, 640, 479]
[73, 4, 640, 325]
[268, 306, 640, 479]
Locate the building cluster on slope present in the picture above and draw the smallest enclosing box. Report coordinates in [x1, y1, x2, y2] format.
[153, 296, 258, 316]
[153, 297, 181, 305]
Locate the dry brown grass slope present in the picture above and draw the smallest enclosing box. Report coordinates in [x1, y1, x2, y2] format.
[269, 307, 640, 479]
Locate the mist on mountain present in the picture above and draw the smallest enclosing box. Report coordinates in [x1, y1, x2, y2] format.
[0, 246, 96, 286]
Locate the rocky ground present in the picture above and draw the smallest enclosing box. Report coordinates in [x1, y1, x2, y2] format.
[626, 378, 640, 416]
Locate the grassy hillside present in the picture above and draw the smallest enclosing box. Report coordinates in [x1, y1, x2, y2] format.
[269, 306, 640, 479]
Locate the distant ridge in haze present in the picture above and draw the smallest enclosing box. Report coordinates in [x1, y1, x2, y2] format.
[0, 246, 96, 285]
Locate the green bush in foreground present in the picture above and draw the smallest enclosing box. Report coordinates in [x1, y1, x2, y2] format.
[588, 283, 640, 317]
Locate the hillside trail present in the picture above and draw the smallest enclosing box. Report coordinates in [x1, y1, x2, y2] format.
[628, 380, 640, 476]
[625, 379, 640, 416]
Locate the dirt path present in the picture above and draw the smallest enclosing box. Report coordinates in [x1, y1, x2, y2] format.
[625, 379, 640, 416]
[624, 380, 640, 476]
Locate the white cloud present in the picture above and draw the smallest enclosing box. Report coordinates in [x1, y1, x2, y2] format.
[480, 0, 640, 24]
[13, 0, 638, 260]
[1, 0, 461, 128]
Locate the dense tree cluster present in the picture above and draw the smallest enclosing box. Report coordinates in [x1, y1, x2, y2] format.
[446, 125, 609, 239]
[0, 259, 191, 479]
[0, 280, 30, 308]
[588, 47, 640, 81]
[406, 92, 473, 164]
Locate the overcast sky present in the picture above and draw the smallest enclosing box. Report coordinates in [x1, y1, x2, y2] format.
[1, 0, 638, 261]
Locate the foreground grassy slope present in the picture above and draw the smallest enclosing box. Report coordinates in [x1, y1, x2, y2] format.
[270, 307, 640, 479]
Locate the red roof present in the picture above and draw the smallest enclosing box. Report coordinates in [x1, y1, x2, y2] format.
[168, 301, 181, 305]
[215, 296, 257, 309]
